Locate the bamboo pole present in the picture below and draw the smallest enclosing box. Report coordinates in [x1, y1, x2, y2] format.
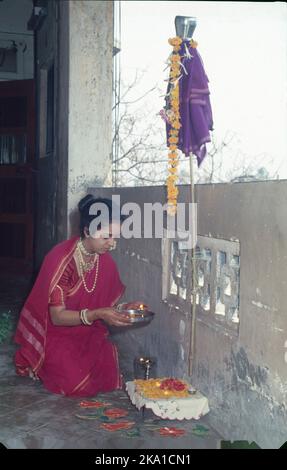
[188, 153, 197, 376]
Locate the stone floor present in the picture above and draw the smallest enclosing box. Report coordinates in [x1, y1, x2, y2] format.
[0, 344, 223, 449]
[0, 272, 32, 345]
[0, 274, 222, 449]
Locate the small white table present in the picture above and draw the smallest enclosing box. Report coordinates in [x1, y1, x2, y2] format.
[126, 381, 210, 420]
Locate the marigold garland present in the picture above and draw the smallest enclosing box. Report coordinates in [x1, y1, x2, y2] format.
[166, 36, 182, 216]
[165, 37, 198, 215]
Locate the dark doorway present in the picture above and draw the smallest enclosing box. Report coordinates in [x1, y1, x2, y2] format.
[0, 79, 35, 274]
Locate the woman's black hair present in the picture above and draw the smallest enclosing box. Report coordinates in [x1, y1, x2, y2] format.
[78, 194, 125, 238]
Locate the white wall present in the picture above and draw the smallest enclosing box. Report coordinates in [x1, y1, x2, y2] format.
[68, 0, 114, 229]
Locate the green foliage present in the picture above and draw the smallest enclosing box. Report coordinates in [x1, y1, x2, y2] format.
[191, 424, 209, 437]
[221, 440, 261, 449]
[0, 312, 13, 344]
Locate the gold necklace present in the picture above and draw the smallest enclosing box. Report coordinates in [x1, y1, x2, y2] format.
[76, 247, 98, 272]
[76, 243, 97, 272]
[78, 249, 100, 294]
[78, 239, 95, 257]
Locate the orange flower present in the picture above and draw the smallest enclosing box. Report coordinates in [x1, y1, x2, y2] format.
[165, 36, 194, 213]
[168, 192, 179, 199]
[168, 37, 182, 47]
[172, 121, 181, 130]
[167, 186, 179, 195]
[167, 178, 176, 184]
[170, 54, 180, 62]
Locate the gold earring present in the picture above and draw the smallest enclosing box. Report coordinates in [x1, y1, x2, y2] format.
[109, 241, 117, 251]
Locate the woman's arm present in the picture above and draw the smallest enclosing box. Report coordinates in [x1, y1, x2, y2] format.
[49, 305, 131, 327]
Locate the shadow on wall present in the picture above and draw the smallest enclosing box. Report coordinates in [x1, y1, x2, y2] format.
[69, 208, 80, 237]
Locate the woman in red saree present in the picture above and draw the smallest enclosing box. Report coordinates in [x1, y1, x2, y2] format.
[14, 195, 130, 397]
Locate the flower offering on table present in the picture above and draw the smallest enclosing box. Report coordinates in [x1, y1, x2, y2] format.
[126, 378, 210, 420]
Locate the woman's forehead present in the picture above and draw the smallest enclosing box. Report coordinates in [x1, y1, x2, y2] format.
[92, 222, 121, 238]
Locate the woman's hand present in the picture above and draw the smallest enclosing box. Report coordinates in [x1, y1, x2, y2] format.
[93, 308, 131, 327]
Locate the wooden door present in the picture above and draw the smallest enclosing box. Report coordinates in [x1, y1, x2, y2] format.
[0, 79, 35, 274]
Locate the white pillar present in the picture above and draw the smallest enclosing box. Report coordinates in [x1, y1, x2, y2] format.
[68, 0, 114, 232]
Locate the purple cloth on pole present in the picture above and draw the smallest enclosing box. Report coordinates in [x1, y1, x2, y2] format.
[166, 41, 213, 166]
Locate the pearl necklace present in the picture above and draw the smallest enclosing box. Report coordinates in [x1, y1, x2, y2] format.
[77, 249, 97, 272]
[78, 239, 95, 257]
[77, 247, 100, 294]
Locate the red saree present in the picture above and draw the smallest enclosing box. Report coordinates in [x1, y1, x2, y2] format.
[14, 236, 125, 397]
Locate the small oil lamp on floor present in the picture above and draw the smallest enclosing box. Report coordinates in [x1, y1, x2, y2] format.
[134, 356, 157, 380]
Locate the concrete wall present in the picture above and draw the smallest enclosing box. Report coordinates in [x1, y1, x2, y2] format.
[94, 181, 287, 449]
[0, 0, 34, 81]
[35, 0, 114, 267]
[68, 0, 114, 233]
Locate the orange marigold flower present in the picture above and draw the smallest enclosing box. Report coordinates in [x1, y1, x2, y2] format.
[167, 196, 177, 202]
[170, 70, 179, 79]
[168, 37, 182, 47]
[170, 94, 179, 101]
[171, 63, 180, 71]
[167, 176, 178, 183]
[168, 137, 178, 144]
[168, 187, 179, 196]
[170, 101, 179, 109]
[170, 54, 181, 62]
[170, 88, 179, 97]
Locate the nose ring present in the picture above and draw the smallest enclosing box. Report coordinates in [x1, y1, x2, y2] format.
[109, 241, 117, 251]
